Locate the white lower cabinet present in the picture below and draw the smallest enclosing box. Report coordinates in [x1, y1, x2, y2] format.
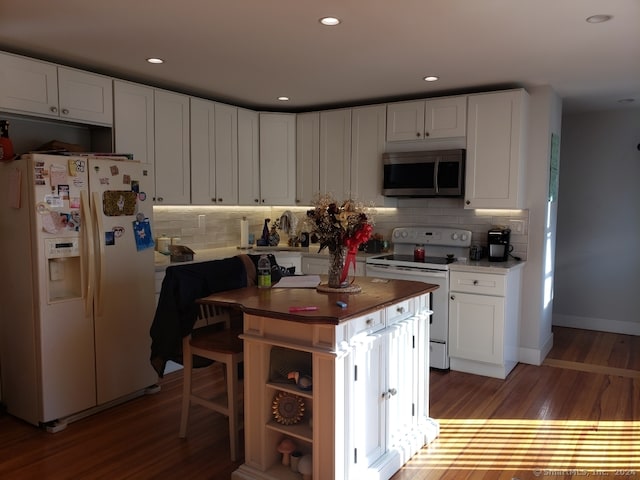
[233, 295, 437, 480]
[448, 268, 522, 379]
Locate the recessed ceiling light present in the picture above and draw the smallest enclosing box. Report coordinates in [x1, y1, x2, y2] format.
[586, 14, 612, 23]
[146, 58, 164, 64]
[319, 16, 341, 26]
[278, 96, 290, 101]
[423, 76, 439, 82]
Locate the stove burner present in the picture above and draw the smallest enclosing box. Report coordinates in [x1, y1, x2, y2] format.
[372, 254, 455, 265]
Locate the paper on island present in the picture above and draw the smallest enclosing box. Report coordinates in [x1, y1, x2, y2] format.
[275, 275, 321, 288]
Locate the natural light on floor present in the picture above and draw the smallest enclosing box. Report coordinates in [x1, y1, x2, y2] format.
[403, 419, 640, 474]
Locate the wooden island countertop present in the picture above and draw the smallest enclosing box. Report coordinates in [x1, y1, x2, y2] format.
[198, 276, 439, 325]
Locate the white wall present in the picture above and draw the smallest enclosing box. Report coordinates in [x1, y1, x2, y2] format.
[519, 86, 563, 365]
[553, 108, 640, 335]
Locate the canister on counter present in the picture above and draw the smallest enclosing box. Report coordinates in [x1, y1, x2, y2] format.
[157, 235, 171, 254]
[413, 245, 425, 262]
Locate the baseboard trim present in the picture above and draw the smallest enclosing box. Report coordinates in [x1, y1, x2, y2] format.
[553, 314, 640, 336]
[518, 331, 554, 366]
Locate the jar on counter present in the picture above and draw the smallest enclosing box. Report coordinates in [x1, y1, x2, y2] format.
[157, 235, 171, 254]
[413, 245, 425, 262]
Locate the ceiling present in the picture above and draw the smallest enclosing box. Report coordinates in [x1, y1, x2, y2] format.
[0, 0, 638, 114]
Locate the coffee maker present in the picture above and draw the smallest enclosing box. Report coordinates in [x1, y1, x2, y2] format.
[487, 226, 511, 262]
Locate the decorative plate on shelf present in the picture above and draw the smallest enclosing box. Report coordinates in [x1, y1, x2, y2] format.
[272, 391, 305, 425]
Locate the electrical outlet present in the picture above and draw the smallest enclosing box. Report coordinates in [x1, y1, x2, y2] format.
[509, 220, 524, 234]
[198, 214, 205, 229]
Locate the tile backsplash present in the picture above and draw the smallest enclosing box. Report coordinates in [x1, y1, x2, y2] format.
[153, 198, 529, 260]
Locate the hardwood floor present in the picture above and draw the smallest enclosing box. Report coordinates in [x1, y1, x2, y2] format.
[0, 327, 638, 479]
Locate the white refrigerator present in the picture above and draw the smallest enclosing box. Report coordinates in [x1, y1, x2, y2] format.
[0, 153, 157, 427]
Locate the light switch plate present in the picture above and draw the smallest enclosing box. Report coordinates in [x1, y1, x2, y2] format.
[508, 219, 524, 234]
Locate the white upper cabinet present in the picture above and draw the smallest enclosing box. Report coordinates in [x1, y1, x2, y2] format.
[350, 104, 386, 206]
[237, 108, 261, 205]
[113, 80, 155, 164]
[295, 112, 320, 205]
[320, 108, 352, 200]
[465, 89, 528, 209]
[190, 98, 238, 205]
[386, 96, 466, 141]
[259, 113, 296, 205]
[0, 52, 113, 125]
[154, 90, 190, 205]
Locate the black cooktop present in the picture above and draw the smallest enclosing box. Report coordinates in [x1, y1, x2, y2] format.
[372, 254, 455, 265]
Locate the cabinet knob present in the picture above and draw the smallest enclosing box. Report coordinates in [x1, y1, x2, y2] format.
[157, 197, 164, 202]
[388, 388, 397, 396]
[254, 199, 259, 203]
[396, 306, 405, 314]
[50, 106, 58, 113]
[450, 295, 455, 300]
[211, 198, 216, 202]
[473, 280, 478, 286]
[218, 198, 223, 202]
[366, 318, 372, 325]
[466, 200, 471, 205]
[416, 132, 421, 138]
[61, 108, 69, 115]
[424, 131, 430, 137]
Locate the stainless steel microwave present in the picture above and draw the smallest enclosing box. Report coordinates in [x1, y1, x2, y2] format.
[382, 149, 465, 197]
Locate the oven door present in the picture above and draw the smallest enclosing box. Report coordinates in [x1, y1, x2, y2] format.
[365, 264, 450, 369]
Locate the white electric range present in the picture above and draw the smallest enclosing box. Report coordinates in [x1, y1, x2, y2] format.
[365, 226, 472, 369]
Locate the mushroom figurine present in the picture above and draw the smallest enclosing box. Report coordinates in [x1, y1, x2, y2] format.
[277, 438, 296, 466]
[298, 454, 312, 480]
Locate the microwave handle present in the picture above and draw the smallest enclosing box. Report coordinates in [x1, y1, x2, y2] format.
[434, 159, 439, 193]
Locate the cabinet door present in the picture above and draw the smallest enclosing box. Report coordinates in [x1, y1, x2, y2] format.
[350, 105, 386, 206]
[386, 319, 416, 448]
[113, 80, 155, 165]
[320, 109, 351, 200]
[154, 90, 190, 204]
[213, 102, 238, 204]
[296, 112, 320, 205]
[0, 52, 59, 117]
[351, 333, 386, 469]
[57, 67, 113, 125]
[238, 108, 260, 205]
[449, 292, 504, 364]
[424, 96, 466, 138]
[386, 100, 424, 141]
[465, 89, 528, 209]
[190, 98, 217, 204]
[259, 113, 296, 205]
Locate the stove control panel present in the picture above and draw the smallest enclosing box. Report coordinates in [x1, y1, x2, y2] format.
[392, 227, 472, 247]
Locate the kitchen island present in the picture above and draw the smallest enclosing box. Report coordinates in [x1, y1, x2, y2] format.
[199, 277, 439, 480]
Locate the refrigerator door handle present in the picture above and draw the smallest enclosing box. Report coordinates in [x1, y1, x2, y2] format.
[91, 191, 106, 316]
[80, 191, 95, 316]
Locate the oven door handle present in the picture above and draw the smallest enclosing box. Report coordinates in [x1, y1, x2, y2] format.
[365, 264, 448, 278]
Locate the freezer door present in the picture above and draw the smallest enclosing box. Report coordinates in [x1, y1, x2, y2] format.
[88, 158, 157, 404]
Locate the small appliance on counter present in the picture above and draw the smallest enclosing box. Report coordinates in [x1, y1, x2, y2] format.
[168, 244, 195, 262]
[487, 226, 511, 262]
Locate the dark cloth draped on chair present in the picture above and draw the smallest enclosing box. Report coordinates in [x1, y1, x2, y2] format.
[149, 256, 248, 377]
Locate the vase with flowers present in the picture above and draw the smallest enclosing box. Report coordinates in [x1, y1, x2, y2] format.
[306, 194, 374, 290]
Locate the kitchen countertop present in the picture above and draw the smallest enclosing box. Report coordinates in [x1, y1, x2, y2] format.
[198, 276, 438, 325]
[155, 245, 379, 271]
[449, 258, 525, 274]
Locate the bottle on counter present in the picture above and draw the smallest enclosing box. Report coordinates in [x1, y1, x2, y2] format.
[257, 254, 272, 289]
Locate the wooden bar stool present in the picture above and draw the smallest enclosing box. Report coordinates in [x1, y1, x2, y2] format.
[179, 305, 244, 461]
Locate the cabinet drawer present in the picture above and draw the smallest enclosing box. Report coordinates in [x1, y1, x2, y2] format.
[450, 271, 505, 296]
[349, 310, 383, 337]
[386, 299, 413, 326]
